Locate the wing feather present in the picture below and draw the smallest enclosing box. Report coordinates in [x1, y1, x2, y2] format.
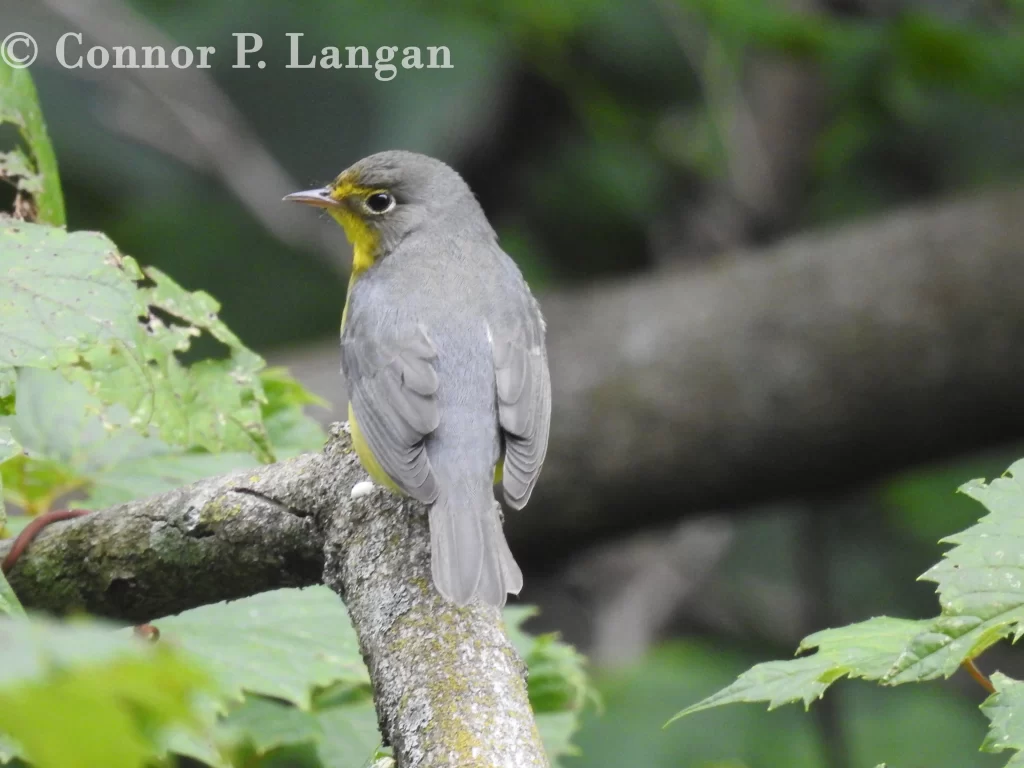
[492, 296, 551, 509]
[342, 318, 440, 503]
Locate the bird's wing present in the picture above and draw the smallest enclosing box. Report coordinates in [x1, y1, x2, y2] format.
[342, 316, 441, 503]
[492, 296, 551, 509]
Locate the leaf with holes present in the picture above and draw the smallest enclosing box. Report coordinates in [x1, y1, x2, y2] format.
[0, 369, 257, 515]
[0, 63, 63, 225]
[0, 221, 272, 460]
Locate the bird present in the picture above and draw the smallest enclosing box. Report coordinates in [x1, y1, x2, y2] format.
[285, 150, 550, 607]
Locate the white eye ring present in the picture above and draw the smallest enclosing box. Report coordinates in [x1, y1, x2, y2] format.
[364, 192, 396, 215]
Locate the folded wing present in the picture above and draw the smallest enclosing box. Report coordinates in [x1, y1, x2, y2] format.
[491, 298, 551, 509]
[342, 320, 441, 503]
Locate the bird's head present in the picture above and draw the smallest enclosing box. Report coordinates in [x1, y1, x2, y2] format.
[285, 150, 490, 273]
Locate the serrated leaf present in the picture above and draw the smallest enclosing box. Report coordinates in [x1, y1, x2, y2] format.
[222, 697, 324, 756]
[263, 407, 326, 459]
[83, 450, 258, 509]
[151, 587, 369, 709]
[504, 606, 594, 714]
[0, 62, 64, 225]
[886, 460, 1024, 683]
[260, 367, 329, 416]
[0, 222, 271, 460]
[671, 616, 930, 721]
[0, 369, 257, 513]
[259, 367, 327, 458]
[0, 616, 212, 768]
[314, 698, 383, 768]
[536, 711, 582, 766]
[981, 672, 1024, 766]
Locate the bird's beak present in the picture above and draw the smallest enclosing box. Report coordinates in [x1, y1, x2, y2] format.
[283, 187, 340, 209]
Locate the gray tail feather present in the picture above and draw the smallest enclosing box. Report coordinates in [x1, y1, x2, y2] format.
[429, 487, 522, 607]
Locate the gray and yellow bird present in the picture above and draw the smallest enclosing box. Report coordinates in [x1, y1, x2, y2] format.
[285, 151, 550, 607]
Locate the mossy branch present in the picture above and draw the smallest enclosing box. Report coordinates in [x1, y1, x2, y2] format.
[0, 424, 547, 767]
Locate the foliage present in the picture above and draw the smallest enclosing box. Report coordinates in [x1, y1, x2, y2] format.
[0, 219, 325, 520]
[672, 459, 1024, 767]
[0, 617, 213, 768]
[20, 587, 588, 768]
[506, 606, 595, 763]
[676, 0, 1024, 223]
[0, 222, 273, 462]
[685, 0, 1024, 99]
[0, 568, 23, 619]
[150, 586, 368, 709]
[0, 60, 64, 225]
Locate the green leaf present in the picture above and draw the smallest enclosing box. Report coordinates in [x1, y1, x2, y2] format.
[886, 460, 1024, 683]
[0, 222, 272, 460]
[149, 596, 589, 766]
[314, 697, 384, 768]
[505, 606, 594, 713]
[504, 606, 591, 763]
[259, 368, 328, 458]
[981, 672, 1024, 766]
[0, 422, 19, 532]
[0, 369, 257, 513]
[0, 367, 14, 415]
[536, 711, 582, 766]
[0, 616, 213, 768]
[83, 450, 258, 510]
[260, 367, 329, 417]
[222, 697, 324, 756]
[203, 686, 383, 768]
[150, 587, 369, 709]
[671, 616, 930, 720]
[159, 599, 589, 767]
[0, 62, 64, 225]
[0, 572, 24, 620]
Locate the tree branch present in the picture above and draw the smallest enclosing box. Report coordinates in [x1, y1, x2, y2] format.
[1, 426, 547, 767]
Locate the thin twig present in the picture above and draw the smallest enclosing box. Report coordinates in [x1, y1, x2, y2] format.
[963, 658, 995, 695]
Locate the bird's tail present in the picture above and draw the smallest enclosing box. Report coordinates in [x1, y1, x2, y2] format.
[429, 481, 523, 607]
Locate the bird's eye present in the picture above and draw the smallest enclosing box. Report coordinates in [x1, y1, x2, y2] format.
[364, 192, 395, 215]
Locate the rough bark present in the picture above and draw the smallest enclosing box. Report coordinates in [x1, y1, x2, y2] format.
[270, 184, 1024, 564]
[1, 456, 325, 622]
[322, 481, 545, 767]
[1, 426, 547, 767]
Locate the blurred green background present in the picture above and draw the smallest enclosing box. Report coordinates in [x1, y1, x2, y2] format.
[5, 0, 1024, 764]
